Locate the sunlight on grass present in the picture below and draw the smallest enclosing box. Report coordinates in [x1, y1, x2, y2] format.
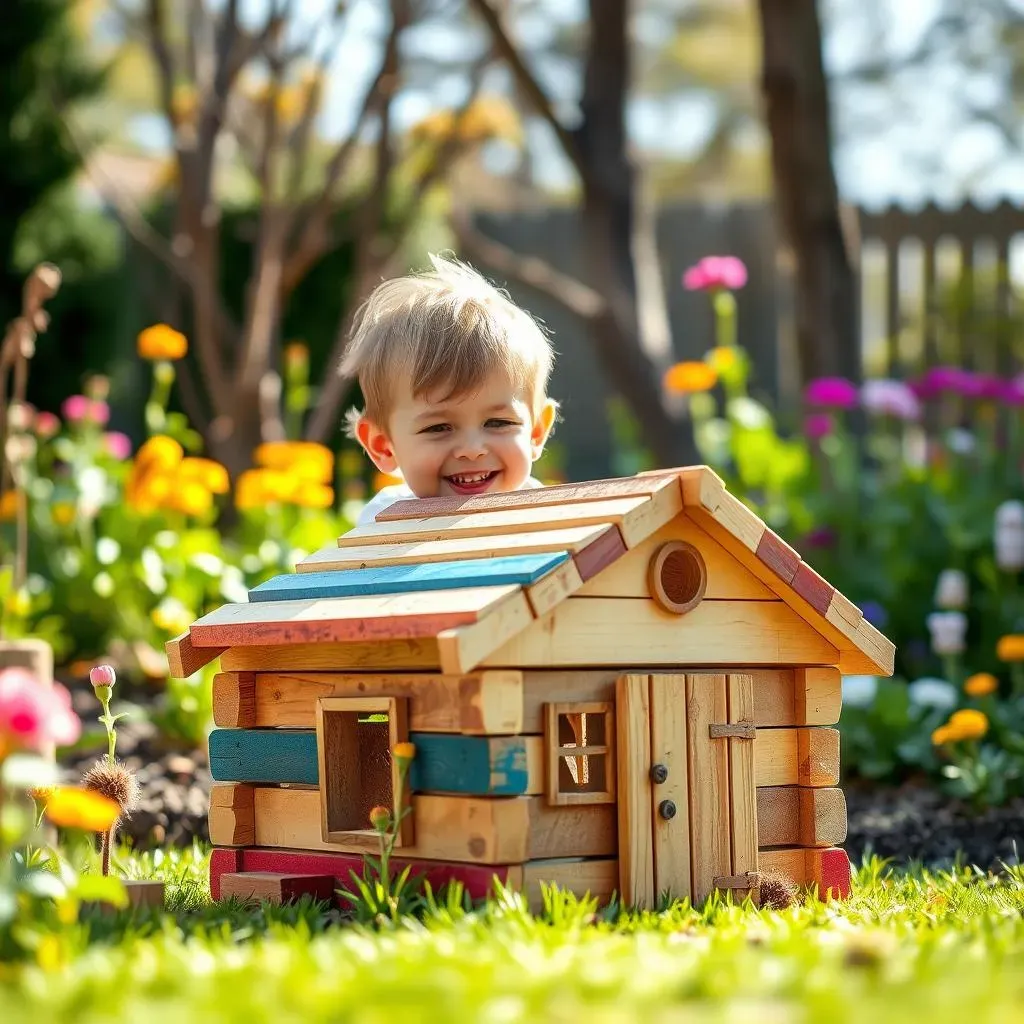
[4, 848, 1024, 1022]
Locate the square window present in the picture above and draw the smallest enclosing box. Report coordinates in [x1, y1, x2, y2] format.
[545, 702, 616, 806]
[315, 696, 414, 847]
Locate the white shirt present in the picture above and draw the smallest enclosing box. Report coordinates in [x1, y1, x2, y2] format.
[356, 476, 546, 527]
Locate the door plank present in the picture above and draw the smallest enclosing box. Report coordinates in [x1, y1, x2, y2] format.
[727, 673, 758, 889]
[649, 674, 691, 904]
[615, 674, 655, 908]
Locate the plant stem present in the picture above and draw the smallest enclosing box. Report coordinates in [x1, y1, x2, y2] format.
[100, 823, 114, 877]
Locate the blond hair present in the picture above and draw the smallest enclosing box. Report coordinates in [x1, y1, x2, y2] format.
[339, 253, 556, 436]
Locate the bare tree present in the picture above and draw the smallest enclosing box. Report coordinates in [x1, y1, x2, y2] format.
[457, 0, 699, 468]
[75, 0, 490, 474]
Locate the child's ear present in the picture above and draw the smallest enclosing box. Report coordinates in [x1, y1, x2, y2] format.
[354, 416, 399, 474]
[529, 399, 557, 460]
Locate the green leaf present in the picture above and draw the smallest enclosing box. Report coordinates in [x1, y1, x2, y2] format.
[72, 873, 128, 908]
[21, 869, 67, 899]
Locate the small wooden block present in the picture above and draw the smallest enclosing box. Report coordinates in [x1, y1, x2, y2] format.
[166, 631, 225, 679]
[212, 671, 256, 728]
[755, 530, 801, 584]
[209, 848, 243, 900]
[124, 880, 166, 909]
[756, 786, 847, 847]
[713, 872, 761, 890]
[791, 562, 835, 616]
[208, 783, 255, 846]
[709, 722, 756, 739]
[573, 525, 627, 582]
[795, 667, 842, 726]
[249, 552, 568, 602]
[219, 872, 338, 905]
[648, 541, 707, 614]
[797, 727, 841, 787]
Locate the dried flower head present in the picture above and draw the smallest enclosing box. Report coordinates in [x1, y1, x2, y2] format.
[368, 805, 391, 831]
[82, 758, 140, 817]
[758, 870, 800, 910]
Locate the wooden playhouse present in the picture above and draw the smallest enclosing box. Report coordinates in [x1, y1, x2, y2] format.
[167, 466, 895, 910]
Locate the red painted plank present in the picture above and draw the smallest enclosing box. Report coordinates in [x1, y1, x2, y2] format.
[208, 847, 516, 903]
[755, 530, 801, 585]
[374, 473, 682, 521]
[573, 525, 627, 582]
[791, 563, 835, 616]
[209, 847, 242, 901]
[816, 848, 851, 900]
[189, 607, 480, 648]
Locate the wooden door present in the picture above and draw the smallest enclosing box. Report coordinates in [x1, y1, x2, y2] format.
[615, 672, 758, 908]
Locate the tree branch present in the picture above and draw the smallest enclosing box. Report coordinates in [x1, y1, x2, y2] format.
[466, 0, 583, 170]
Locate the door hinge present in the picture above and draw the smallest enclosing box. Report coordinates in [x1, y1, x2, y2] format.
[713, 871, 762, 890]
[708, 722, 756, 740]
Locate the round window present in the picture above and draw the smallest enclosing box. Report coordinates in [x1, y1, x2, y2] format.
[648, 541, 707, 614]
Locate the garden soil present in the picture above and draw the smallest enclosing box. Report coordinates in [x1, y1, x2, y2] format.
[60, 681, 1024, 875]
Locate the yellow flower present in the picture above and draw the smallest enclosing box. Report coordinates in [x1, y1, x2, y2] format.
[393, 741, 416, 763]
[663, 361, 718, 395]
[134, 435, 184, 473]
[368, 805, 391, 831]
[932, 725, 953, 746]
[997, 635, 1024, 662]
[43, 786, 120, 832]
[254, 441, 334, 483]
[51, 502, 76, 526]
[964, 672, 998, 697]
[178, 458, 230, 494]
[948, 708, 989, 741]
[706, 346, 738, 372]
[137, 324, 188, 361]
[292, 483, 335, 509]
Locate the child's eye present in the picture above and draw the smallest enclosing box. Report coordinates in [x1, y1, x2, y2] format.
[486, 418, 520, 429]
[419, 423, 451, 434]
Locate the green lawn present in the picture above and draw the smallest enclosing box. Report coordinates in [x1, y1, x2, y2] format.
[3, 844, 1024, 1023]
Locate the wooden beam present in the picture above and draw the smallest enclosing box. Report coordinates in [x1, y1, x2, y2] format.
[756, 786, 847, 847]
[166, 631, 224, 679]
[220, 639, 441, 672]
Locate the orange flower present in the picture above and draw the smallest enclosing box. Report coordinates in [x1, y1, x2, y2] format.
[137, 324, 188, 361]
[997, 635, 1024, 662]
[948, 708, 988, 741]
[178, 458, 230, 494]
[931, 725, 953, 746]
[254, 441, 334, 483]
[368, 805, 391, 831]
[284, 342, 309, 369]
[0, 491, 23, 521]
[392, 742, 416, 763]
[663, 361, 718, 395]
[964, 673, 998, 697]
[43, 786, 120, 832]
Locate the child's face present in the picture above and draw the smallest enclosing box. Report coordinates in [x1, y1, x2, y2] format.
[356, 369, 556, 499]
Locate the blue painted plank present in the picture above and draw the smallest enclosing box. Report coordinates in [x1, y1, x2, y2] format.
[248, 551, 568, 603]
[208, 728, 533, 795]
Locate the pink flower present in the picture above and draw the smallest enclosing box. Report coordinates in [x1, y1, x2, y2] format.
[102, 432, 132, 460]
[89, 401, 110, 426]
[912, 366, 976, 399]
[0, 668, 81, 753]
[682, 255, 747, 292]
[805, 377, 858, 409]
[804, 413, 833, 440]
[860, 379, 921, 421]
[89, 665, 116, 689]
[61, 395, 109, 425]
[34, 412, 60, 438]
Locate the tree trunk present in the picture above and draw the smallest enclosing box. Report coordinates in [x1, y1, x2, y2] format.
[575, 0, 698, 468]
[757, 0, 861, 387]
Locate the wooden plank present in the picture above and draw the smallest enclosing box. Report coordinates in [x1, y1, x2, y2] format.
[222, 847, 517, 903]
[296, 525, 611, 573]
[649, 674, 690, 904]
[219, 872, 338, 905]
[208, 848, 242, 900]
[249, 552, 569, 602]
[755, 727, 840, 787]
[221, 639, 441, 672]
[207, 728, 543, 795]
[686, 674, 731, 906]
[525, 558, 583, 617]
[166, 631, 224, 679]
[209, 787, 616, 863]
[756, 787, 847, 848]
[188, 586, 521, 648]
[208, 783, 255, 846]
[726, 674, 758, 885]
[437, 591, 534, 675]
[758, 847, 851, 900]
[373, 472, 683, 521]
[338, 496, 652, 546]
[213, 670, 525, 734]
[513, 858, 619, 911]
[573, 526, 627, 582]
[576, 514, 777, 601]
[482, 598, 839, 668]
[795, 667, 842, 726]
[615, 674, 655, 908]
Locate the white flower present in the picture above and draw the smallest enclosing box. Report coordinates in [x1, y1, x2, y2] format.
[946, 428, 976, 454]
[934, 569, 969, 610]
[925, 610, 967, 655]
[908, 677, 958, 710]
[995, 500, 1024, 572]
[842, 675, 878, 708]
[861, 379, 921, 421]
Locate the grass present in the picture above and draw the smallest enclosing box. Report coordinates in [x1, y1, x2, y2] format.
[3, 844, 1024, 1022]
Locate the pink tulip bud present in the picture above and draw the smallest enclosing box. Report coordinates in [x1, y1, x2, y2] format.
[89, 665, 116, 689]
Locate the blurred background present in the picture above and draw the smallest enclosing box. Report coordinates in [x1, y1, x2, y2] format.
[4, 0, 1024, 832]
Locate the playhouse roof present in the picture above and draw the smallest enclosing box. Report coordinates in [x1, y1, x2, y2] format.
[167, 466, 895, 679]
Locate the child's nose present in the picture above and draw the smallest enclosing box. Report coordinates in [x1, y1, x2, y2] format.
[453, 432, 488, 459]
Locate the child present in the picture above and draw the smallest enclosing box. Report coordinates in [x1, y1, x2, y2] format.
[339, 254, 559, 527]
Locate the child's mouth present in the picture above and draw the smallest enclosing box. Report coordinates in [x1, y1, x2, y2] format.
[445, 470, 500, 494]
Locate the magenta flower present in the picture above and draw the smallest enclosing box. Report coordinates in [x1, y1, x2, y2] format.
[0, 667, 81, 753]
[860, 379, 921, 421]
[804, 413, 833, 440]
[34, 411, 60, 438]
[62, 395, 90, 422]
[103, 432, 132, 460]
[682, 255, 747, 292]
[912, 366, 977, 398]
[805, 377, 858, 409]
[89, 665, 116, 689]
[89, 401, 110, 427]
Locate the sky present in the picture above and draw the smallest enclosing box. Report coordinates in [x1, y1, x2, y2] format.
[120, 0, 1024, 209]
